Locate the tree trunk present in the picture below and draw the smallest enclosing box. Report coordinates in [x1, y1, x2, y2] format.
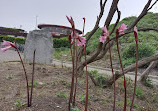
[139, 60, 158, 83]
[89, 53, 158, 87]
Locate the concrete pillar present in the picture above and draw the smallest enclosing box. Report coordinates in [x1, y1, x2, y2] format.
[24, 30, 53, 64]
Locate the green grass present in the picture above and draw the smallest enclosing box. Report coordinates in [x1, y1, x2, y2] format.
[57, 91, 68, 98]
[28, 81, 38, 87]
[14, 99, 26, 109]
[135, 87, 145, 100]
[53, 47, 71, 61]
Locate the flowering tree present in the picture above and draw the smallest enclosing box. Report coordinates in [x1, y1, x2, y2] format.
[74, 0, 158, 86]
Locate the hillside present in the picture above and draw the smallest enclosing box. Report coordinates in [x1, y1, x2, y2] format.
[86, 12, 158, 54]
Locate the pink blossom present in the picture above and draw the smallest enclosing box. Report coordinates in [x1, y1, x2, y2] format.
[99, 36, 106, 43]
[99, 26, 109, 43]
[102, 26, 109, 37]
[134, 26, 138, 41]
[134, 26, 137, 33]
[77, 36, 86, 46]
[117, 23, 127, 35]
[1, 46, 12, 52]
[1, 40, 17, 52]
[66, 16, 86, 46]
[71, 32, 86, 46]
[70, 32, 78, 44]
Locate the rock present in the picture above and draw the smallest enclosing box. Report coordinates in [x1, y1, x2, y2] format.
[24, 30, 53, 64]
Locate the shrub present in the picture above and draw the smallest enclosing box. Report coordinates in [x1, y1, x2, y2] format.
[14, 99, 26, 109]
[121, 42, 155, 67]
[53, 37, 69, 48]
[135, 87, 145, 100]
[70, 104, 80, 111]
[0, 35, 26, 44]
[0, 35, 70, 48]
[144, 78, 154, 88]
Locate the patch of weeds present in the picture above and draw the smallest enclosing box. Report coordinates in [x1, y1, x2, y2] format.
[151, 93, 158, 103]
[135, 87, 145, 100]
[70, 104, 80, 111]
[28, 81, 38, 87]
[65, 83, 71, 88]
[14, 99, 26, 109]
[144, 78, 154, 88]
[60, 80, 71, 88]
[7, 75, 13, 79]
[89, 85, 92, 89]
[90, 70, 107, 88]
[54, 48, 71, 60]
[116, 101, 124, 107]
[118, 77, 125, 92]
[57, 91, 68, 98]
[90, 70, 98, 76]
[79, 94, 91, 104]
[101, 98, 108, 106]
[127, 98, 139, 108]
[51, 79, 57, 85]
[97, 76, 108, 88]
[116, 99, 139, 109]
[126, 77, 132, 87]
[119, 77, 132, 92]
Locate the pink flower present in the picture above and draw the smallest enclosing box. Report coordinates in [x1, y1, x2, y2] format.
[99, 26, 109, 43]
[71, 32, 86, 46]
[66, 16, 86, 46]
[102, 26, 109, 37]
[77, 36, 86, 46]
[1, 40, 17, 52]
[134, 26, 138, 41]
[117, 23, 127, 35]
[99, 36, 106, 43]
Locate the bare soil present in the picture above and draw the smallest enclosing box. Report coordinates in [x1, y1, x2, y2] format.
[0, 62, 158, 111]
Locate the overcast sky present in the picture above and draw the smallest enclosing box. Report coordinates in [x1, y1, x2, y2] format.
[0, 0, 157, 33]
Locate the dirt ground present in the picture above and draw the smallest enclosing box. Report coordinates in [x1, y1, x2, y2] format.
[0, 62, 158, 111]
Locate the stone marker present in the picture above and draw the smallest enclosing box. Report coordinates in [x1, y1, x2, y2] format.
[24, 30, 53, 64]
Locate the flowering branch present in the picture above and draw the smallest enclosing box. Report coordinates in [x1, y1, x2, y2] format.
[1, 41, 30, 107]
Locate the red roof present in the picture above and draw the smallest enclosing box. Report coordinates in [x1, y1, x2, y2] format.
[38, 24, 82, 34]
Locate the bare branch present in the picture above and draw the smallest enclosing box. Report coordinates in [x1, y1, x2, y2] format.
[104, 0, 120, 28]
[94, 41, 113, 62]
[124, 54, 158, 74]
[108, 27, 158, 43]
[83, 43, 103, 65]
[147, 0, 158, 11]
[139, 60, 158, 82]
[110, 8, 121, 35]
[100, 0, 103, 10]
[79, 0, 108, 67]
[84, 0, 119, 66]
[86, 0, 108, 42]
[127, 0, 152, 30]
